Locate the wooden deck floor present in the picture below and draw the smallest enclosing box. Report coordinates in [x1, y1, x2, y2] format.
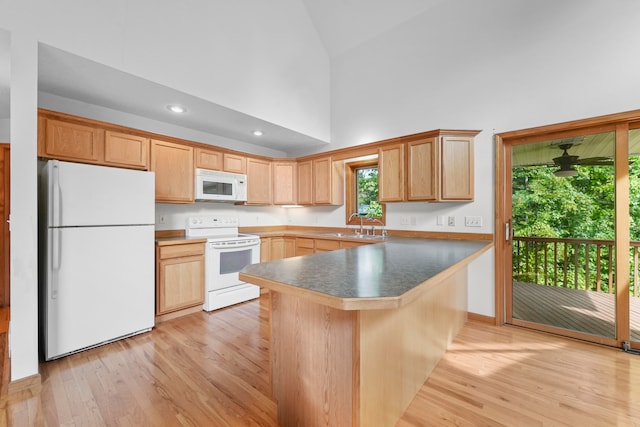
[513, 281, 640, 341]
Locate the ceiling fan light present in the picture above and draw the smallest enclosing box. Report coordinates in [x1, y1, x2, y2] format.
[554, 167, 577, 177]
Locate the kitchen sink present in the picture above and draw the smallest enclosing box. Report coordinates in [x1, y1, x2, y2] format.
[321, 232, 387, 240]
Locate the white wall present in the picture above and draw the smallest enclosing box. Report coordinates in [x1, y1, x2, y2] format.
[9, 32, 39, 382]
[327, 0, 640, 316]
[0, 119, 8, 141]
[0, 0, 330, 142]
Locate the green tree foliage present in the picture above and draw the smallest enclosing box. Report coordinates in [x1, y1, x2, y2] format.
[512, 157, 640, 294]
[513, 157, 640, 240]
[357, 167, 382, 217]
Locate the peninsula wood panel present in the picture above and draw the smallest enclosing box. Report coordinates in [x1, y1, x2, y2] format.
[359, 267, 467, 427]
[270, 291, 356, 427]
[104, 131, 149, 169]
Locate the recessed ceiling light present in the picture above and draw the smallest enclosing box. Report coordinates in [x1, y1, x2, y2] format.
[167, 104, 187, 114]
[252, 130, 263, 137]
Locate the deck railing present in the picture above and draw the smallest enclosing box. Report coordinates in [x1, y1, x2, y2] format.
[512, 236, 640, 297]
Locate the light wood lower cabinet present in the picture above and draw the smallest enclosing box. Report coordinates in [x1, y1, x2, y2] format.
[261, 237, 296, 261]
[156, 243, 205, 315]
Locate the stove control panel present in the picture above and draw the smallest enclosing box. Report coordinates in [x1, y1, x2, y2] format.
[187, 216, 239, 229]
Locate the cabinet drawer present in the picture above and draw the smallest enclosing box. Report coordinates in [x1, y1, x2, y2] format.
[296, 247, 315, 256]
[158, 243, 205, 259]
[296, 238, 315, 249]
[315, 239, 340, 251]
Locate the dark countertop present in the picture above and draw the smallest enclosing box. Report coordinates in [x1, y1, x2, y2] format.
[240, 237, 492, 310]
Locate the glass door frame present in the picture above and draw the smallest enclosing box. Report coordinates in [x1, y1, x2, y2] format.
[496, 111, 640, 349]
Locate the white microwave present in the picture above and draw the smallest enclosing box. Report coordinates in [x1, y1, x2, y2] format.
[195, 169, 248, 202]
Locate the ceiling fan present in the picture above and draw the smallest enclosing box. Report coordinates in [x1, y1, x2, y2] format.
[552, 142, 613, 177]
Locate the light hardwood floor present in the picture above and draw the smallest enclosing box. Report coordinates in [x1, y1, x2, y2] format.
[2, 295, 640, 426]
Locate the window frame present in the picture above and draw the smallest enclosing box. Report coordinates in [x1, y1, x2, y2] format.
[345, 159, 386, 225]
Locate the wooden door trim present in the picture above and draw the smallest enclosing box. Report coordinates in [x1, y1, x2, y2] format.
[496, 109, 640, 345]
[0, 143, 8, 308]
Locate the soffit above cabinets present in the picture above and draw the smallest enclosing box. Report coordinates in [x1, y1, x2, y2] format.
[36, 44, 328, 156]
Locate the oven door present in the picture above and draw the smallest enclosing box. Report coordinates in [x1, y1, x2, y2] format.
[206, 240, 260, 291]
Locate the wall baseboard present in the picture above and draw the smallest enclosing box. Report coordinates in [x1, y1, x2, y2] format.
[468, 312, 496, 324]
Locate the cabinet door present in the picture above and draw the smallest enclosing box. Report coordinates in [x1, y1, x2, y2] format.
[224, 153, 247, 174]
[271, 237, 286, 260]
[195, 147, 223, 170]
[273, 162, 297, 205]
[379, 143, 405, 202]
[313, 157, 343, 205]
[407, 137, 437, 201]
[297, 160, 313, 205]
[284, 237, 296, 258]
[441, 136, 474, 200]
[247, 158, 273, 205]
[157, 255, 204, 314]
[260, 237, 272, 262]
[150, 139, 194, 203]
[104, 131, 149, 170]
[43, 119, 103, 163]
[315, 239, 340, 253]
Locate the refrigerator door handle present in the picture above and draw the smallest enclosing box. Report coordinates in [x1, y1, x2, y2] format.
[52, 163, 61, 227]
[51, 228, 60, 300]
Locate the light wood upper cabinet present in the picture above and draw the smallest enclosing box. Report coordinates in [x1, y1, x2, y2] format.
[407, 137, 437, 201]
[297, 160, 313, 205]
[224, 153, 247, 174]
[311, 157, 344, 205]
[379, 132, 476, 203]
[42, 118, 103, 163]
[296, 157, 344, 206]
[441, 136, 474, 200]
[246, 157, 272, 205]
[150, 139, 194, 203]
[273, 161, 297, 205]
[194, 147, 223, 171]
[104, 131, 149, 170]
[156, 243, 204, 315]
[379, 143, 405, 202]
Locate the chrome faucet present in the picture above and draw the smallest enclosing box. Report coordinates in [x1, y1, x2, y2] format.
[366, 216, 387, 237]
[348, 212, 364, 235]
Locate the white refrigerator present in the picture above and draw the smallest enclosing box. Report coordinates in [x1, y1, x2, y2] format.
[41, 160, 155, 360]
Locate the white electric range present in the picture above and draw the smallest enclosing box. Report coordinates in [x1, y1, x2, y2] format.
[186, 216, 261, 311]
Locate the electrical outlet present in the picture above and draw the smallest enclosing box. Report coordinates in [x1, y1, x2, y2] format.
[401, 216, 410, 225]
[159, 215, 165, 224]
[410, 216, 417, 226]
[437, 215, 445, 226]
[448, 216, 456, 226]
[465, 216, 483, 227]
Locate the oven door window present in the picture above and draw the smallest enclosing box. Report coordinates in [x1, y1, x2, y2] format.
[220, 248, 253, 275]
[203, 180, 233, 196]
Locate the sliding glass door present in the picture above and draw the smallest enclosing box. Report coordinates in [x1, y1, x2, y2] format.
[509, 131, 617, 343]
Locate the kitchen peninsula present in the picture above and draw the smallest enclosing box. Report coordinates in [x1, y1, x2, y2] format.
[240, 237, 492, 427]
